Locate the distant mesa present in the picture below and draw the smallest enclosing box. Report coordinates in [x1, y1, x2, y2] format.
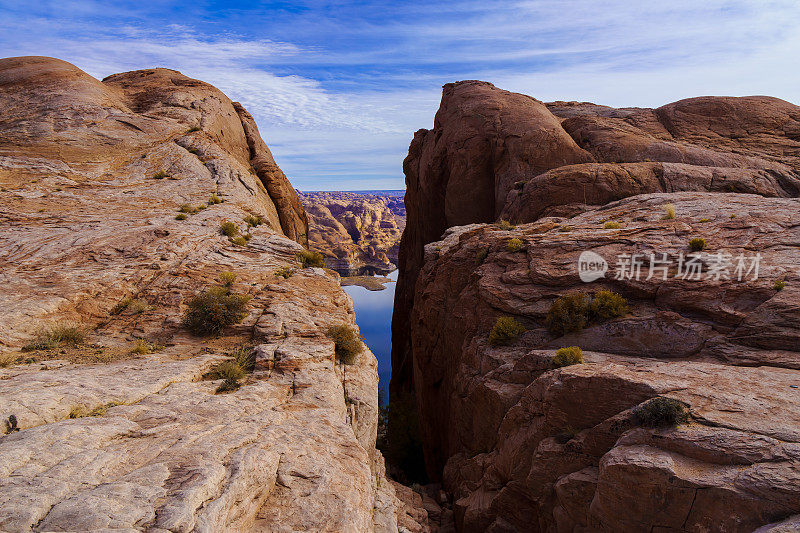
[300, 190, 405, 274]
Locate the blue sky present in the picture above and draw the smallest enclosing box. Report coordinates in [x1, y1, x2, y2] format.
[1, 1, 799, 190]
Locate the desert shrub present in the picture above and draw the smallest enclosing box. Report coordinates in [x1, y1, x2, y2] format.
[179, 204, 196, 214]
[220, 221, 239, 237]
[546, 293, 590, 337]
[187, 147, 199, 155]
[589, 290, 629, 321]
[604, 221, 621, 229]
[663, 203, 676, 220]
[205, 346, 255, 393]
[4, 415, 19, 434]
[219, 271, 236, 287]
[197, 204, 207, 210]
[111, 297, 148, 315]
[0, 352, 19, 368]
[297, 250, 325, 268]
[774, 280, 786, 291]
[243, 233, 252, 241]
[699, 218, 710, 223]
[507, 238, 524, 252]
[175, 213, 188, 220]
[274, 266, 294, 278]
[488, 316, 526, 347]
[244, 214, 264, 227]
[182, 286, 250, 336]
[130, 339, 154, 355]
[208, 194, 223, 205]
[689, 238, 706, 252]
[730, 214, 737, 219]
[632, 397, 689, 427]
[552, 346, 583, 368]
[558, 225, 572, 232]
[152, 170, 169, 179]
[475, 247, 489, 264]
[230, 236, 247, 246]
[22, 324, 85, 351]
[186, 126, 201, 133]
[496, 219, 515, 230]
[326, 324, 363, 364]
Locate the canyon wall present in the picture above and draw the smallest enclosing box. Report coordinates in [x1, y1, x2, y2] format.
[301, 191, 406, 273]
[0, 56, 426, 532]
[393, 80, 800, 531]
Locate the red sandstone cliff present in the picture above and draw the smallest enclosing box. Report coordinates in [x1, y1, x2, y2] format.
[393, 81, 800, 531]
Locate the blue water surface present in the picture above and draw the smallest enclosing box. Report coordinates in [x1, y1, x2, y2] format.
[343, 270, 397, 405]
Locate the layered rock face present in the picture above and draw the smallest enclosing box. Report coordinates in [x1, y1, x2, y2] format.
[0, 57, 424, 531]
[301, 191, 406, 272]
[394, 81, 800, 531]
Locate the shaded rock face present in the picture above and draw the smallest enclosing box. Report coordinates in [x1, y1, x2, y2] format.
[0, 56, 424, 532]
[394, 80, 800, 531]
[301, 191, 406, 272]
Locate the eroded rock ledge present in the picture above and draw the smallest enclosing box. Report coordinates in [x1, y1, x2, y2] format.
[0, 56, 425, 532]
[393, 80, 800, 531]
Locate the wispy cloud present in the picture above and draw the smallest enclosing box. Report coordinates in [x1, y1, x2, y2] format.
[0, 0, 799, 189]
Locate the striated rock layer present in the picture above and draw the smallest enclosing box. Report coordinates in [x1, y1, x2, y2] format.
[393, 81, 800, 531]
[0, 56, 426, 532]
[301, 191, 406, 273]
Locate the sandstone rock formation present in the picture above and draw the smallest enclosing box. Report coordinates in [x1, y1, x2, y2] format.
[0, 56, 424, 532]
[393, 81, 800, 531]
[301, 191, 405, 273]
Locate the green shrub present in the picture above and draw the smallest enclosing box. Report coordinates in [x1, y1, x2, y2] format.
[558, 225, 572, 232]
[111, 297, 148, 315]
[326, 324, 363, 364]
[244, 214, 264, 227]
[632, 397, 689, 427]
[274, 266, 294, 278]
[507, 238, 524, 252]
[230, 236, 247, 246]
[488, 316, 526, 347]
[589, 290, 629, 321]
[552, 346, 583, 367]
[4, 415, 19, 434]
[219, 271, 236, 287]
[546, 293, 590, 337]
[774, 280, 786, 291]
[186, 126, 201, 133]
[220, 221, 240, 237]
[496, 219, 515, 230]
[205, 346, 255, 394]
[208, 194, 223, 205]
[175, 213, 187, 220]
[22, 323, 85, 351]
[297, 250, 325, 268]
[475, 247, 489, 264]
[689, 238, 706, 252]
[179, 204, 196, 214]
[699, 218, 710, 223]
[663, 203, 676, 220]
[152, 170, 169, 179]
[604, 221, 621, 229]
[182, 286, 250, 336]
[130, 339, 156, 355]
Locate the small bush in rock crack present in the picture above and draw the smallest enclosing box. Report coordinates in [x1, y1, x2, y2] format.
[488, 316, 526, 346]
[182, 286, 250, 336]
[297, 250, 325, 268]
[552, 346, 583, 367]
[589, 290, 629, 321]
[632, 397, 689, 427]
[546, 293, 590, 337]
[326, 324, 362, 364]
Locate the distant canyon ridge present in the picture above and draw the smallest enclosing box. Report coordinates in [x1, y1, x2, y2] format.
[300, 190, 406, 273]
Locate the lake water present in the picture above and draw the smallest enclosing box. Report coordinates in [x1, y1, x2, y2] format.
[343, 270, 397, 404]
